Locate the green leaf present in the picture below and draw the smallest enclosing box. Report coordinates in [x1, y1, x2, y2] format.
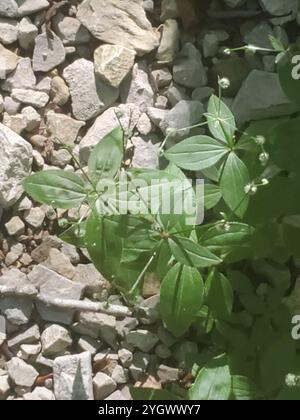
[131, 388, 181, 400]
[232, 375, 261, 400]
[88, 127, 123, 180]
[206, 95, 236, 145]
[206, 270, 233, 318]
[23, 170, 86, 209]
[121, 229, 159, 263]
[260, 334, 296, 395]
[278, 48, 300, 107]
[164, 135, 228, 171]
[204, 184, 222, 210]
[189, 354, 232, 400]
[220, 152, 250, 218]
[168, 236, 221, 268]
[160, 263, 204, 337]
[267, 117, 300, 173]
[200, 223, 254, 254]
[269, 35, 285, 52]
[59, 222, 87, 248]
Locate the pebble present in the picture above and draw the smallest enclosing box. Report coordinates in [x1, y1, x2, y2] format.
[5, 216, 25, 236]
[23, 207, 45, 229]
[41, 324, 72, 356]
[93, 372, 117, 400]
[126, 329, 159, 352]
[0, 17, 18, 44]
[7, 357, 38, 388]
[32, 32, 66, 72]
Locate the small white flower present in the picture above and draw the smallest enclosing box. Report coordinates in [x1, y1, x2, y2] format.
[245, 183, 257, 195]
[223, 48, 231, 56]
[261, 178, 269, 186]
[255, 135, 266, 146]
[224, 222, 231, 232]
[218, 77, 231, 90]
[259, 152, 270, 165]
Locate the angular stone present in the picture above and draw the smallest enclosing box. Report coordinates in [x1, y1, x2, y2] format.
[126, 329, 159, 352]
[5, 216, 25, 236]
[129, 352, 150, 381]
[32, 32, 65, 72]
[105, 390, 127, 400]
[23, 387, 55, 400]
[41, 324, 72, 356]
[131, 135, 159, 169]
[0, 297, 32, 325]
[17, 0, 49, 17]
[53, 13, 91, 45]
[8, 324, 40, 349]
[0, 17, 18, 44]
[93, 372, 116, 400]
[79, 312, 117, 347]
[156, 19, 180, 63]
[0, 43, 18, 79]
[157, 364, 179, 383]
[28, 265, 84, 325]
[53, 352, 93, 400]
[23, 207, 45, 228]
[44, 248, 75, 279]
[232, 70, 299, 125]
[2, 57, 36, 92]
[21, 106, 41, 132]
[94, 44, 136, 88]
[111, 365, 128, 384]
[79, 103, 140, 162]
[118, 349, 133, 368]
[120, 61, 154, 113]
[173, 43, 207, 88]
[77, 0, 159, 56]
[0, 376, 10, 400]
[8, 357, 38, 387]
[63, 58, 119, 121]
[50, 76, 70, 106]
[73, 264, 107, 295]
[46, 111, 85, 146]
[0, 1, 18, 18]
[18, 17, 38, 50]
[0, 123, 32, 207]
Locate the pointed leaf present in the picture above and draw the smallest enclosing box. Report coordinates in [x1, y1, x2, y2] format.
[164, 135, 228, 171]
[23, 170, 86, 209]
[160, 263, 204, 337]
[206, 95, 236, 145]
[206, 270, 233, 318]
[220, 152, 250, 218]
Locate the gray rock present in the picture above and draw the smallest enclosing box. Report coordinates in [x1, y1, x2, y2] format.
[11, 88, 49, 108]
[77, 0, 159, 56]
[192, 86, 214, 102]
[19, 343, 41, 360]
[173, 43, 207, 88]
[136, 112, 153, 135]
[0, 17, 18, 44]
[41, 324, 72, 356]
[93, 372, 116, 400]
[129, 352, 150, 381]
[0, 43, 18, 79]
[28, 264, 84, 325]
[17, 0, 49, 17]
[151, 68, 173, 88]
[5, 216, 25, 236]
[120, 61, 154, 113]
[79, 103, 140, 162]
[46, 111, 85, 146]
[79, 312, 117, 347]
[18, 17, 38, 50]
[23, 206, 45, 228]
[8, 357, 38, 387]
[155, 344, 172, 359]
[3, 96, 20, 115]
[44, 248, 75, 279]
[32, 32, 65, 72]
[63, 58, 119, 121]
[111, 365, 128, 384]
[244, 21, 274, 49]
[2, 57, 35, 91]
[0, 123, 32, 208]
[156, 19, 180, 63]
[77, 336, 101, 355]
[232, 70, 299, 125]
[53, 13, 91, 45]
[0, 315, 6, 346]
[21, 106, 41, 132]
[161, 0, 179, 21]
[53, 352, 93, 400]
[0, 297, 32, 325]
[50, 76, 70, 106]
[157, 364, 179, 383]
[105, 390, 127, 400]
[202, 32, 219, 58]
[118, 349, 133, 368]
[94, 44, 136, 88]
[8, 324, 40, 349]
[259, 0, 299, 23]
[131, 136, 159, 169]
[167, 84, 189, 106]
[126, 329, 159, 352]
[2, 112, 26, 134]
[73, 264, 107, 295]
[0, 1, 18, 18]
[0, 376, 10, 400]
[23, 387, 55, 400]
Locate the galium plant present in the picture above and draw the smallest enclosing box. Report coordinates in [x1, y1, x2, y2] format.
[23, 82, 300, 399]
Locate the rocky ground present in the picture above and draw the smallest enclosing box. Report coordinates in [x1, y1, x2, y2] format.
[0, 0, 299, 400]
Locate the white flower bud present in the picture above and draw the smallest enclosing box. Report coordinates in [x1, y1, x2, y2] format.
[261, 178, 269, 186]
[218, 77, 231, 89]
[255, 135, 266, 146]
[259, 152, 270, 166]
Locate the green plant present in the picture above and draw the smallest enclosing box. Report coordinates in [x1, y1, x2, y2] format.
[23, 88, 300, 400]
